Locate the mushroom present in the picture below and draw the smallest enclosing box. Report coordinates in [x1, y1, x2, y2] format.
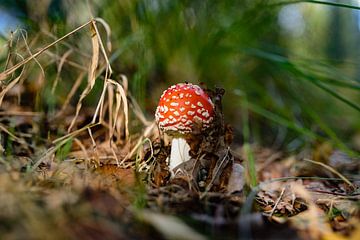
[155, 83, 215, 172]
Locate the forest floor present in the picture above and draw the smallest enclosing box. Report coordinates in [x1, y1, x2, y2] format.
[0, 89, 359, 240]
[0, 19, 359, 240]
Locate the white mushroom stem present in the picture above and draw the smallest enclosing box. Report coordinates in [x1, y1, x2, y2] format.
[169, 138, 191, 171]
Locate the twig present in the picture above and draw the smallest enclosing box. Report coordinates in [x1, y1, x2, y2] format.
[268, 187, 286, 217]
[200, 147, 231, 199]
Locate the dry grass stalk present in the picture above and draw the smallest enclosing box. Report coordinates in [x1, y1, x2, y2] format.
[122, 122, 157, 168]
[304, 158, 354, 189]
[87, 126, 100, 166]
[0, 111, 41, 116]
[0, 15, 156, 190]
[73, 137, 90, 162]
[42, 30, 91, 58]
[51, 49, 73, 93]
[44, 51, 88, 71]
[107, 78, 129, 140]
[56, 71, 86, 118]
[68, 21, 100, 132]
[0, 68, 24, 106]
[0, 20, 94, 81]
[0, 123, 26, 146]
[32, 123, 100, 170]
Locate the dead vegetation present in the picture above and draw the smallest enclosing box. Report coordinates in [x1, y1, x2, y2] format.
[0, 19, 359, 240]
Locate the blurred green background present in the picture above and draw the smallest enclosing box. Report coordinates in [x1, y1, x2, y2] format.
[0, 0, 359, 153]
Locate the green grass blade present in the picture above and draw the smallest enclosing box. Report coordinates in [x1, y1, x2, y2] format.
[242, 96, 258, 188]
[247, 49, 360, 113]
[317, 78, 360, 90]
[244, 102, 318, 140]
[272, 0, 360, 10]
[293, 96, 358, 156]
[292, 66, 360, 112]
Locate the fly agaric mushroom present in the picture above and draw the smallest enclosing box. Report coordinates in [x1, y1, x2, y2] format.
[155, 83, 215, 171]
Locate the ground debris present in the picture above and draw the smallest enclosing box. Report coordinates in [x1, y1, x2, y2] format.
[0, 27, 359, 239]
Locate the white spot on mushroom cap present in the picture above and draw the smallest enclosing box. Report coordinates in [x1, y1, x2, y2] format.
[202, 111, 210, 118]
[160, 123, 192, 134]
[185, 120, 193, 126]
[155, 106, 163, 120]
[193, 116, 203, 123]
[168, 118, 177, 124]
[197, 108, 204, 114]
[163, 105, 168, 113]
[170, 102, 179, 107]
[157, 113, 164, 119]
[187, 111, 195, 116]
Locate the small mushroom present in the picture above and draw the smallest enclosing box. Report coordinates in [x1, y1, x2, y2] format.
[155, 83, 215, 171]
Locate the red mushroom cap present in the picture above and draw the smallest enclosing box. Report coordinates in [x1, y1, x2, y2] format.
[155, 83, 215, 135]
